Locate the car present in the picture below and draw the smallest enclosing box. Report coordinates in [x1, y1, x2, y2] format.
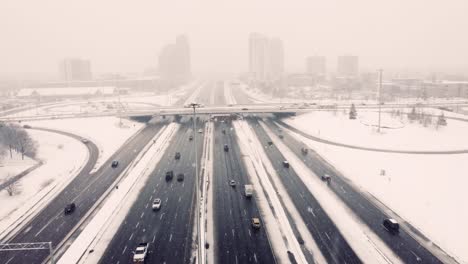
[241, 108, 249, 111]
[229, 180, 236, 187]
[224, 144, 229, 151]
[132, 242, 149, 263]
[321, 174, 331, 182]
[175, 152, 181, 160]
[189, 135, 193, 141]
[198, 129, 203, 133]
[283, 160, 290, 168]
[23, 124, 32, 129]
[81, 138, 89, 144]
[383, 218, 399, 234]
[222, 129, 226, 134]
[165, 170, 174, 181]
[64, 203, 76, 215]
[152, 198, 161, 210]
[111, 160, 119, 168]
[301, 147, 308, 155]
[267, 141, 273, 146]
[251, 218, 261, 229]
[279, 106, 285, 110]
[278, 134, 284, 139]
[177, 173, 185, 181]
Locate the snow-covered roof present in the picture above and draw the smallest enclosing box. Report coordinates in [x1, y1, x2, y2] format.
[16, 87, 115, 97]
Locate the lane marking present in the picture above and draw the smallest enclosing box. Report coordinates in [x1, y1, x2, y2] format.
[122, 246, 127, 255]
[129, 233, 134, 241]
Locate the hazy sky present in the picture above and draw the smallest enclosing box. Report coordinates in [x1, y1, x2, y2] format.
[1, 0, 468, 76]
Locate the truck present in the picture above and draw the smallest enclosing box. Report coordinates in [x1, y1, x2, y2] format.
[245, 184, 254, 198]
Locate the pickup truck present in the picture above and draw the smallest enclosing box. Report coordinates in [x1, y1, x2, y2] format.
[133, 242, 149, 263]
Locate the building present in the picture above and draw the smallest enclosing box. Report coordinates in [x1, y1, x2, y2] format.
[158, 35, 191, 83]
[306, 56, 326, 77]
[337, 55, 358, 77]
[59, 58, 92, 82]
[248, 33, 284, 82]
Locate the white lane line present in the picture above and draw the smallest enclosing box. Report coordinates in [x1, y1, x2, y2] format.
[149, 195, 153, 201]
[232, 229, 235, 237]
[410, 250, 422, 262]
[122, 246, 127, 255]
[145, 203, 149, 209]
[178, 197, 181, 203]
[34, 216, 58, 237]
[169, 233, 173, 242]
[152, 235, 156, 243]
[135, 222, 140, 228]
[5, 256, 14, 264]
[129, 233, 134, 241]
[325, 232, 331, 241]
[248, 229, 252, 237]
[160, 213, 164, 220]
[254, 253, 258, 263]
[140, 212, 145, 218]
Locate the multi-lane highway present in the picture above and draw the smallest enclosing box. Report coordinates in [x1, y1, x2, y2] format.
[212, 120, 276, 264]
[99, 119, 204, 264]
[0, 121, 166, 264]
[262, 117, 446, 264]
[248, 117, 362, 264]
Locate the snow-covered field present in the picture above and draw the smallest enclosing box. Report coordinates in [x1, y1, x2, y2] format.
[282, 113, 468, 263]
[286, 110, 468, 151]
[0, 129, 87, 239]
[27, 117, 144, 172]
[0, 152, 36, 182]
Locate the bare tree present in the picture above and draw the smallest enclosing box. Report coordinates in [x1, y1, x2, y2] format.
[5, 179, 22, 196]
[0, 124, 38, 159]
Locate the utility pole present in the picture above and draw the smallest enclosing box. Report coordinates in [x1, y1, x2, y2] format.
[188, 102, 202, 263]
[378, 69, 383, 133]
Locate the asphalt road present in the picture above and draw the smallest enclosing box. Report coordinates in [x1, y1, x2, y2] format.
[212, 120, 276, 264]
[263, 117, 446, 264]
[247, 117, 362, 264]
[0, 121, 165, 264]
[99, 119, 204, 264]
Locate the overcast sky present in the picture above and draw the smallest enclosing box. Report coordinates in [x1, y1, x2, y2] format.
[1, 0, 467, 76]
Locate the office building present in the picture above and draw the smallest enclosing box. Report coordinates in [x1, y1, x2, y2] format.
[158, 35, 191, 82]
[249, 33, 284, 82]
[337, 55, 359, 77]
[59, 58, 92, 81]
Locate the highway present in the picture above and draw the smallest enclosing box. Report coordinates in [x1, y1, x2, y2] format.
[212, 120, 276, 264]
[0, 121, 166, 264]
[99, 119, 204, 264]
[247, 117, 362, 264]
[262, 117, 446, 264]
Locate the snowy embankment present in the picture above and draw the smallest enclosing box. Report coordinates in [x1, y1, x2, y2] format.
[286, 111, 468, 151]
[0, 129, 87, 241]
[59, 123, 179, 264]
[233, 120, 307, 264]
[0, 152, 37, 183]
[28, 116, 144, 173]
[282, 113, 468, 263]
[199, 122, 214, 264]
[260, 121, 400, 264]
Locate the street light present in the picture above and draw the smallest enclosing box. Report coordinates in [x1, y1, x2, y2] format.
[187, 102, 202, 263]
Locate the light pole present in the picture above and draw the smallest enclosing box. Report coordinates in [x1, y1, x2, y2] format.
[378, 69, 383, 133]
[188, 102, 202, 263]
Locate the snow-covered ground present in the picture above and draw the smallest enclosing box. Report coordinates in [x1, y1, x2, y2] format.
[282, 114, 468, 263]
[27, 117, 144, 173]
[0, 152, 36, 182]
[286, 110, 468, 151]
[59, 123, 178, 264]
[0, 129, 87, 240]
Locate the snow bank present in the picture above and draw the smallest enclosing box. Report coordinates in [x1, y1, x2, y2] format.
[200, 122, 214, 264]
[286, 110, 468, 151]
[28, 116, 144, 173]
[0, 129, 87, 240]
[234, 120, 307, 264]
[282, 122, 468, 263]
[0, 152, 36, 182]
[59, 123, 178, 264]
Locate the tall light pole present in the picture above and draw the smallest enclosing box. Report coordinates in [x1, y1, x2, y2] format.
[188, 102, 202, 263]
[378, 69, 383, 133]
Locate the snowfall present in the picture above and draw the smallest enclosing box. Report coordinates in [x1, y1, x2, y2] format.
[282, 110, 468, 263]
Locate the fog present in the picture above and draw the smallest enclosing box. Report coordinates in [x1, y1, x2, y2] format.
[1, 0, 468, 76]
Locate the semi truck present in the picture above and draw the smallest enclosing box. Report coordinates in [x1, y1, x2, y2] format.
[245, 184, 254, 198]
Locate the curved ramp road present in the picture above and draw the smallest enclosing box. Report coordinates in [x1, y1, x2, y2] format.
[212, 121, 276, 264]
[0, 123, 165, 264]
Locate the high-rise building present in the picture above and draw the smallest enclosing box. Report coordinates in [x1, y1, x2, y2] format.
[158, 35, 191, 82]
[249, 33, 284, 82]
[59, 58, 92, 81]
[306, 56, 326, 76]
[337, 55, 359, 77]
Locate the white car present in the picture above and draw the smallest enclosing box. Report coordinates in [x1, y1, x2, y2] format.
[133, 243, 149, 263]
[198, 129, 203, 133]
[152, 198, 161, 210]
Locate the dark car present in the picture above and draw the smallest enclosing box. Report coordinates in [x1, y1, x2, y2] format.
[175, 152, 181, 160]
[111, 160, 119, 168]
[224, 144, 229, 151]
[189, 135, 193, 141]
[301, 147, 308, 155]
[279, 134, 284, 139]
[241, 108, 249, 110]
[165, 171, 174, 181]
[23, 125, 32, 129]
[64, 203, 76, 215]
[383, 218, 399, 234]
[177, 173, 185, 181]
[222, 129, 226, 134]
[283, 161, 290, 168]
[267, 141, 273, 146]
